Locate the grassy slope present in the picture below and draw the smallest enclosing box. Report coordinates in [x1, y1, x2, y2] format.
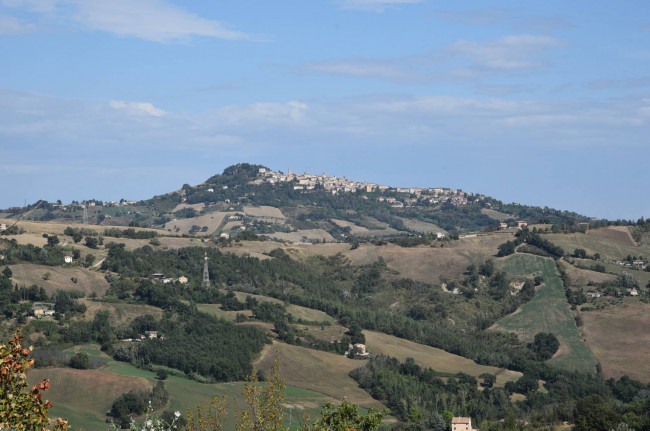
[492, 254, 598, 373]
[254, 341, 384, 409]
[29, 344, 332, 431]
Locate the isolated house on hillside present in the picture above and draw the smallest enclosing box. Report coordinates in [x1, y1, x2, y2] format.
[516, 221, 528, 228]
[451, 417, 477, 431]
[64, 256, 73, 264]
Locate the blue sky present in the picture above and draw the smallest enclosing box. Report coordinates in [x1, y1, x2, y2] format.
[1, 0, 649, 220]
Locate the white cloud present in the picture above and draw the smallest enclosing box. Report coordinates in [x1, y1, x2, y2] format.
[432, 9, 572, 34]
[110, 100, 167, 117]
[217, 101, 309, 127]
[337, 0, 422, 12]
[301, 59, 418, 82]
[72, 0, 264, 43]
[1, 0, 267, 43]
[0, 13, 35, 34]
[299, 34, 564, 84]
[447, 35, 563, 70]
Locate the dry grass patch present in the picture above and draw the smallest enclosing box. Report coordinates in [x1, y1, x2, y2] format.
[587, 226, 636, 247]
[171, 203, 205, 213]
[480, 208, 513, 221]
[364, 331, 521, 386]
[546, 232, 647, 262]
[265, 229, 334, 243]
[581, 301, 650, 383]
[164, 212, 228, 235]
[254, 341, 384, 409]
[297, 324, 347, 343]
[331, 219, 370, 235]
[397, 217, 446, 234]
[80, 299, 163, 326]
[9, 263, 109, 296]
[243, 206, 286, 219]
[559, 260, 616, 286]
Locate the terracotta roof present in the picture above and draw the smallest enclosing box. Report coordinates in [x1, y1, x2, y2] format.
[452, 417, 471, 424]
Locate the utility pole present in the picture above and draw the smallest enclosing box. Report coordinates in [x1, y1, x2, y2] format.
[202, 251, 210, 288]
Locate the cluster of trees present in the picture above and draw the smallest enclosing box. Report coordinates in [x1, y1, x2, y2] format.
[103, 228, 158, 240]
[109, 381, 168, 428]
[119, 311, 267, 382]
[352, 354, 650, 431]
[0, 237, 68, 266]
[351, 355, 512, 426]
[0, 268, 49, 321]
[497, 228, 564, 259]
[63, 226, 97, 242]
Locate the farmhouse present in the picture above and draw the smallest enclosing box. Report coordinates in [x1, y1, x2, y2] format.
[178, 276, 188, 284]
[64, 256, 73, 264]
[632, 260, 645, 269]
[451, 417, 477, 431]
[516, 221, 528, 228]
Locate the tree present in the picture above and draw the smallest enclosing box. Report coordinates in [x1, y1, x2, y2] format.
[2, 266, 12, 279]
[479, 372, 496, 388]
[47, 235, 60, 247]
[302, 399, 386, 431]
[236, 357, 287, 431]
[85, 236, 99, 249]
[0, 332, 69, 430]
[529, 332, 560, 361]
[426, 413, 447, 431]
[573, 248, 587, 259]
[68, 352, 90, 369]
[85, 253, 96, 268]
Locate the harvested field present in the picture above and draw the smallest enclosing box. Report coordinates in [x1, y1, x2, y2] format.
[343, 234, 507, 284]
[480, 208, 513, 221]
[492, 254, 598, 373]
[171, 203, 205, 213]
[244, 206, 286, 219]
[9, 263, 110, 296]
[587, 226, 636, 247]
[254, 341, 384, 409]
[546, 232, 647, 262]
[364, 331, 521, 387]
[196, 303, 253, 321]
[0, 218, 161, 237]
[581, 301, 650, 383]
[397, 217, 446, 234]
[558, 260, 616, 286]
[265, 229, 334, 243]
[80, 299, 163, 326]
[297, 323, 347, 343]
[164, 212, 228, 235]
[228, 291, 335, 323]
[331, 219, 370, 235]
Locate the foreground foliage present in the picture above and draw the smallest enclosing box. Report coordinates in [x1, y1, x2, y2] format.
[0, 332, 68, 431]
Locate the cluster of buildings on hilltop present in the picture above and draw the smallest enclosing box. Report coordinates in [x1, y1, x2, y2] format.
[50, 199, 138, 211]
[252, 168, 477, 206]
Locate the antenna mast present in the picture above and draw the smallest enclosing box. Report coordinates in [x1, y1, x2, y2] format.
[202, 251, 210, 288]
[82, 203, 88, 224]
